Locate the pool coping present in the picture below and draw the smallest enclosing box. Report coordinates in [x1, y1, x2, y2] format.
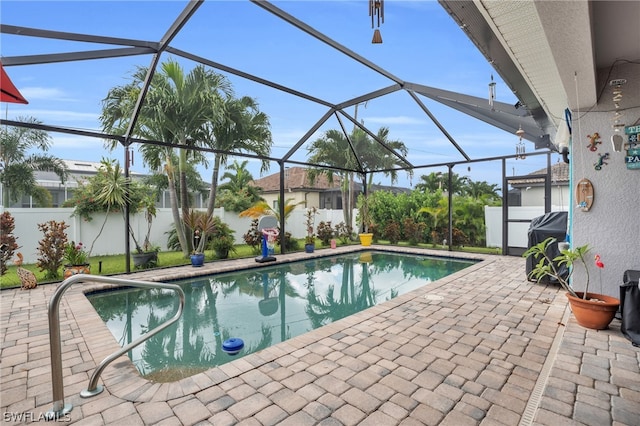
[68, 245, 489, 403]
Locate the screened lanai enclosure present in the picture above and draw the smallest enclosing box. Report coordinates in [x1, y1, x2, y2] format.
[1, 0, 564, 264]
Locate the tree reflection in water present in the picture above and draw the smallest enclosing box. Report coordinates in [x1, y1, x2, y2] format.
[88, 251, 475, 381]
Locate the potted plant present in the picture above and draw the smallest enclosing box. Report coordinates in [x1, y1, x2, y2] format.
[523, 237, 619, 329]
[212, 235, 236, 259]
[63, 241, 90, 279]
[131, 196, 160, 269]
[183, 209, 218, 267]
[304, 207, 318, 253]
[356, 194, 373, 246]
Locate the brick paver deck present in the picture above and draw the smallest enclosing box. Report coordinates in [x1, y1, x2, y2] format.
[1, 246, 638, 425]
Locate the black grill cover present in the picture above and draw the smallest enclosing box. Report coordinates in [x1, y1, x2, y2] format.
[621, 270, 640, 346]
[526, 212, 568, 283]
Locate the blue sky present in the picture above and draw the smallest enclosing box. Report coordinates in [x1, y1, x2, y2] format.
[1, 0, 561, 189]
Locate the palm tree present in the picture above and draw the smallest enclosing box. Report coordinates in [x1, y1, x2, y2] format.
[307, 129, 358, 229]
[202, 96, 272, 216]
[307, 126, 410, 231]
[217, 160, 262, 212]
[100, 59, 232, 256]
[0, 116, 68, 206]
[415, 172, 469, 195]
[239, 197, 300, 224]
[359, 127, 411, 190]
[462, 180, 500, 200]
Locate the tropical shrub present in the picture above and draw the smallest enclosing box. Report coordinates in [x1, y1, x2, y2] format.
[243, 219, 262, 254]
[277, 232, 298, 251]
[63, 241, 89, 265]
[0, 212, 19, 275]
[334, 222, 352, 244]
[36, 220, 69, 279]
[383, 221, 401, 244]
[403, 217, 426, 245]
[316, 221, 334, 246]
[431, 227, 469, 247]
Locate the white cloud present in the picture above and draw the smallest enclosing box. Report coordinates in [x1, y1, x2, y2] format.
[8, 108, 99, 124]
[19, 87, 75, 102]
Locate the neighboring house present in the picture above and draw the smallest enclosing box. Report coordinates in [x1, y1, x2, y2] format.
[250, 167, 410, 211]
[250, 167, 343, 210]
[11, 159, 206, 209]
[10, 160, 136, 208]
[509, 162, 569, 210]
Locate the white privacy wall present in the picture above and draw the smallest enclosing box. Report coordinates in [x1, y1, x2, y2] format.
[570, 62, 640, 297]
[3, 207, 350, 264]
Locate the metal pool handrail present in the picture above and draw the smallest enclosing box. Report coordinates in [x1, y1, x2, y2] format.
[46, 274, 185, 420]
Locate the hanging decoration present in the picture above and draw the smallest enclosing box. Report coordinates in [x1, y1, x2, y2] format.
[369, 0, 384, 44]
[610, 79, 626, 152]
[625, 124, 640, 170]
[488, 74, 496, 110]
[586, 132, 602, 151]
[515, 125, 526, 159]
[575, 178, 594, 211]
[594, 152, 610, 171]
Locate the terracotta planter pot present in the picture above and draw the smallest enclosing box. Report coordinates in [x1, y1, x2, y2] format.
[566, 292, 620, 330]
[63, 264, 91, 279]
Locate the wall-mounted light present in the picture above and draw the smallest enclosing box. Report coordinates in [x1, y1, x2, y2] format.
[369, 0, 384, 44]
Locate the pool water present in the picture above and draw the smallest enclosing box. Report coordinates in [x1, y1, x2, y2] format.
[87, 251, 475, 382]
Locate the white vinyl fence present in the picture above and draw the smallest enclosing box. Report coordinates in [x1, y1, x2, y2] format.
[4, 205, 565, 264]
[3, 207, 353, 264]
[484, 205, 568, 249]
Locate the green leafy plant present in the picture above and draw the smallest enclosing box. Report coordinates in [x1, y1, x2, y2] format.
[304, 207, 318, 245]
[64, 241, 89, 266]
[316, 221, 334, 246]
[383, 221, 401, 244]
[0, 212, 19, 276]
[522, 237, 591, 299]
[356, 193, 373, 233]
[211, 235, 237, 259]
[243, 219, 262, 254]
[403, 217, 426, 245]
[334, 222, 352, 244]
[36, 221, 69, 279]
[183, 209, 219, 254]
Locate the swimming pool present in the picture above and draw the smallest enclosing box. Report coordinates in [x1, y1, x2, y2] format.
[87, 250, 475, 382]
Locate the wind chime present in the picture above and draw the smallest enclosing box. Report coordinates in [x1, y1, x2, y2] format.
[610, 78, 626, 152]
[515, 125, 526, 159]
[369, 0, 384, 44]
[488, 74, 496, 111]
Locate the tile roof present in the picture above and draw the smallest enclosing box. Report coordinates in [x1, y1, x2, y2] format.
[249, 167, 342, 192]
[510, 161, 569, 186]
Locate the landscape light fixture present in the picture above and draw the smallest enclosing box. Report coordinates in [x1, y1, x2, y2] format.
[369, 0, 384, 44]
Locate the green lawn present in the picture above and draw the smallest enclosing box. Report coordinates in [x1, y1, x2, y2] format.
[1, 240, 496, 289]
[1, 245, 257, 289]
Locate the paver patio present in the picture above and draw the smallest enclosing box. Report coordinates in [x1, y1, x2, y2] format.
[1, 246, 638, 425]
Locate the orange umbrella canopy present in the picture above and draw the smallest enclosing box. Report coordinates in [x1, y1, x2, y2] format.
[0, 61, 28, 104]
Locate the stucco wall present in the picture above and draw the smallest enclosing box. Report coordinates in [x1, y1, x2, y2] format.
[570, 62, 640, 297]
